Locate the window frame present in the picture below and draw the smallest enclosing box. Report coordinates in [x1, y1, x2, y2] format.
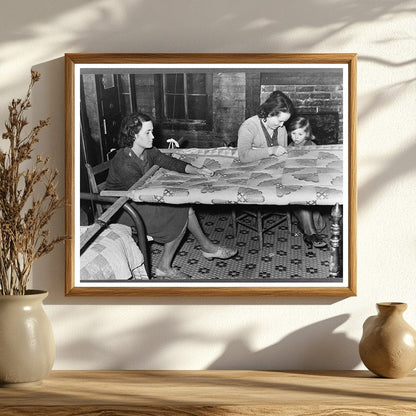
[156, 72, 213, 130]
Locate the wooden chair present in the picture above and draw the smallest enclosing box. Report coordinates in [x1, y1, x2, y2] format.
[81, 162, 151, 276]
[84, 161, 112, 217]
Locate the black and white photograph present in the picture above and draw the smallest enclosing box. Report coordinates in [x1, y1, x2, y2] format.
[65, 54, 356, 296]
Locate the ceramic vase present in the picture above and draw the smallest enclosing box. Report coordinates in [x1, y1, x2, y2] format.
[0, 290, 55, 387]
[359, 302, 416, 378]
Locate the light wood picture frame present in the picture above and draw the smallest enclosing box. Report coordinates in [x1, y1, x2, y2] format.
[65, 53, 356, 296]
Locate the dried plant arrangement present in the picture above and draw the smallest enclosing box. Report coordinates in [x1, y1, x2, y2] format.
[0, 71, 65, 295]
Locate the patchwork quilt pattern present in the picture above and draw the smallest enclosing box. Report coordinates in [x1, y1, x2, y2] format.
[126, 145, 344, 206]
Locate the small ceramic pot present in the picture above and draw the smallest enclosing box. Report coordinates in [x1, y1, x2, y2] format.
[0, 290, 55, 387]
[359, 302, 416, 378]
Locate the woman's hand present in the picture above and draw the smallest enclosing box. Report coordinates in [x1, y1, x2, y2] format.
[198, 167, 215, 177]
[185, 164, 214, 177]
[268, 145, 287, 157]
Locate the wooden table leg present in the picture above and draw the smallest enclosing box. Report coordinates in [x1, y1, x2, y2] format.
[329, 203, 342, 278]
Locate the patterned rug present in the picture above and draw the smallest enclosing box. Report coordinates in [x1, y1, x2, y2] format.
[150, 207, 342, 283]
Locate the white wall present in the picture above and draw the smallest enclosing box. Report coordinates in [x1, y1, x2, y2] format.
[1, 0, 415, 370]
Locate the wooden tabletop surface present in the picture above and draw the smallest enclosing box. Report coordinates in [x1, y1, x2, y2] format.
[1, 370, 415, 415]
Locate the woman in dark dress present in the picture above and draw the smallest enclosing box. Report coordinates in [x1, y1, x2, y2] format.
[105, 112, 237, 279]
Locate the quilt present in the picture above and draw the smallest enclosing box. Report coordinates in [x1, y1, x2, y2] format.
[106, 145, 344, 206]
[80, 223, 149, 281]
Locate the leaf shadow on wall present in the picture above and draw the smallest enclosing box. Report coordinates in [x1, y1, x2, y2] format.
[207, 314, 360, 370]
[0, 0, 414, 97]
[358, 138, 416, 210]
[53, 308, 219, 369]
[52, 308, 359, 370]
[355, 55, 416, 209]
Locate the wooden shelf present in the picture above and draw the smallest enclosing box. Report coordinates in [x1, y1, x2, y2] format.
[1, 370, 415, 415]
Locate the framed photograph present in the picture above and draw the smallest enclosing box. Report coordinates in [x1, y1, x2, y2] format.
[65, 53, 356, 296]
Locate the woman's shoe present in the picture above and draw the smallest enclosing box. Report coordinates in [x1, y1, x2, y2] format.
[201, 246, 238, 260]
[303, 234, 327, 249]
[154, 268, 191, 279]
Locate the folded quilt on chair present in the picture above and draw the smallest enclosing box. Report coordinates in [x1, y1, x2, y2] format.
[80, 223, 148, 281]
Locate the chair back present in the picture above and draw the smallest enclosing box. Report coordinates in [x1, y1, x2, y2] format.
[85, 160, 112, 217]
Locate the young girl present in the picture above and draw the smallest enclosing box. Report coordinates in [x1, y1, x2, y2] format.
[288, 116, 316, 147]
[287, 116, 327, 247]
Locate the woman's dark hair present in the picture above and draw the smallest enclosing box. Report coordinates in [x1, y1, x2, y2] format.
[118, 112, 152, 148]
[258, 90, 294, 119]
